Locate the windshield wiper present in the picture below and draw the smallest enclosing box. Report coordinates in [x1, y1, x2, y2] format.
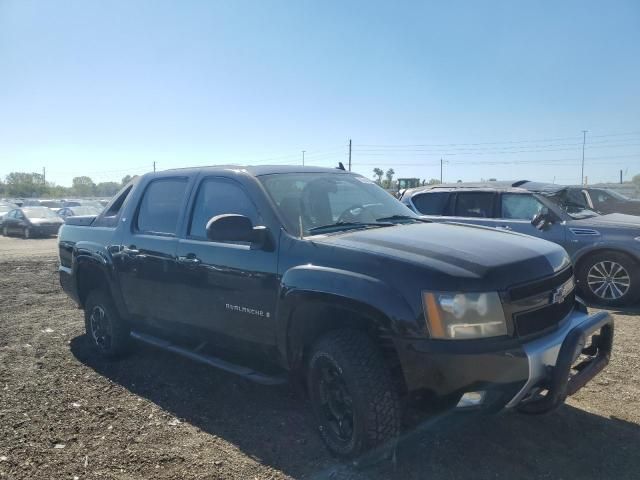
[375, 214, 428, 223]
[308, 221, 393, 234]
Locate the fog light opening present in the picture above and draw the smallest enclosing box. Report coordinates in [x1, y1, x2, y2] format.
[456, 391, 486, 408]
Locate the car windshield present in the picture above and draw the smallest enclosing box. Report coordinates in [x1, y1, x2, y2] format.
[546, 191, 600, 219]
[259, 172, 419, 235]
[23, 207, 59, 219]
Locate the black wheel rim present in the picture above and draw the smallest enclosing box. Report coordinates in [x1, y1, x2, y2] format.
[89, 305, 112, 351]
[317, 360, 355, 443]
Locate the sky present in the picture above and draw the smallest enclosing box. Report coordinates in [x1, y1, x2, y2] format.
[1, 0, 639, 187]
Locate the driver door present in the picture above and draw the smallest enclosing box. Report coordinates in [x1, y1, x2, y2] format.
[174, 176, 279, 347]
[491, 193, 565, 244]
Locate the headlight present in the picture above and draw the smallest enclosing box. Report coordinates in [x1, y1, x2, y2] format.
[422, 291, 507, 340]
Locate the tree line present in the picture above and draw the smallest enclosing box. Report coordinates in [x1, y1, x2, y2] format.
[0, 172, 134, 198]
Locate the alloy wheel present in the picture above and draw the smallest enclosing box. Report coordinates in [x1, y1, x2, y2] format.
[587, 260, 631, 300]
[89, 305, 112, 351]
[317, 361, 355, 443]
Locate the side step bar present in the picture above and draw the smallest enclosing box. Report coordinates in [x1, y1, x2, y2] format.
[130, 331, 287, 386]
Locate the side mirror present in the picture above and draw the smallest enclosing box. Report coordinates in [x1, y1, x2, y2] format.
[531, 207, 553, 231]
[206, 214, 271, 248]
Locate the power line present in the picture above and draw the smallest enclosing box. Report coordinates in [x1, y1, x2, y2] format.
[351, 143, 640, 157]
[355, 130, 640, 148]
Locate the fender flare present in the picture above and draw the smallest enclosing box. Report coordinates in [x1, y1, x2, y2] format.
[275, 265, 419, 367]
[72, 242, 124, 315]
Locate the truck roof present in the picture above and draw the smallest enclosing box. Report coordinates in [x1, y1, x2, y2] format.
[162, 164, 351, 177]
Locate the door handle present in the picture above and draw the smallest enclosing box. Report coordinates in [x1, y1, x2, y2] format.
[178, 255, 201, 265]
[123, 245, 141, 256]
[497, 225, 512, 231]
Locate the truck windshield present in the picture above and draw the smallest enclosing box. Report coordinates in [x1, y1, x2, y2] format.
[259, 172, 420, 235]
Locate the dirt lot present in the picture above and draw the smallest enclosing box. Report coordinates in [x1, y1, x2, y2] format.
[0, 236, 639, 479]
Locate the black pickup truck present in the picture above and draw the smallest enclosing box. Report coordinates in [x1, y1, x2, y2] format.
[58, 166, 613, 458]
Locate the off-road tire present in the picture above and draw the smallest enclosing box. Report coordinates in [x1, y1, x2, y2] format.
[84, 290, 131, 359]
[307, 329, 401, 459]
[577, 251, 640, 307]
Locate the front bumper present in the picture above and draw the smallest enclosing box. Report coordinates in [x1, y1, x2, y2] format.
[508, 309, 613, 413]
[394, 308, 613, 413]
[30, 224, 62, 236]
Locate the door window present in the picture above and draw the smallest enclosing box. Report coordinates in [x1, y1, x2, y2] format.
[412, 192, 450, 215]
[136, 178, 189, 235]
[189, 178, 259, 239]
[501, 194, 545, 220]
[455, 193, 494, 218]
[591, 189, 613, 205]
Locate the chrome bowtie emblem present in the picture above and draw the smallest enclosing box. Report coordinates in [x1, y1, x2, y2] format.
[551, 277, 575, 304]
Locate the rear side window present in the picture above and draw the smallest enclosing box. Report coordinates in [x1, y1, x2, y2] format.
[189, 178, 259, 239]
[412, 192, 450, 215]
[137, 178, 189, 235]
[94, 185, 133, 227]
[455, 192, 494, 218]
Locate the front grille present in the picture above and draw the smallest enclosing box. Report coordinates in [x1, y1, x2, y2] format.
[507, 267, 575, 339]
[513, 291, 574, 337]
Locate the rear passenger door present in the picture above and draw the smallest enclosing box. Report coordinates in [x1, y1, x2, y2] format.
[425, 191, 497, 228]
[174, 176, 279, 347]
[117, 176, 192, 323]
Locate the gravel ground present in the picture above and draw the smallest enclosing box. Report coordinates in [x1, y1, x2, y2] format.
[0, 236, 639, 479]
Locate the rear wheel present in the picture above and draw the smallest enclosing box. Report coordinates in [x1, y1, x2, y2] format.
[2, 225, 7, 237]
[307, 329, 401, 459]
[577, 251, 640, 306]
[84, 290, 131, 358]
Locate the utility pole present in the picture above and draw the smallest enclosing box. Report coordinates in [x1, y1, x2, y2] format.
[440, 158, 443, 183]
[581, 130, 587, 185]
[42, 167, 46, 184]
[348, 139, 352, 171]
[620, 169, 623, 184]
[153, 161, 156, 172]
[302, 150, 305, 166]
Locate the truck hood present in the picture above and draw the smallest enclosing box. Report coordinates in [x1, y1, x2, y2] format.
[317, 222, 570, 288]
[571, 213, 640, 230]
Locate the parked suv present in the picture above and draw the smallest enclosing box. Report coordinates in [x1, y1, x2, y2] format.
[58, 166, 613, 458]
[401, 183, 640, 306]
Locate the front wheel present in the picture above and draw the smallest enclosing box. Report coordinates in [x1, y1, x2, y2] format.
[2, 225, 7, 236]
[307, 329, 401, 459]
[23, 227, 30, 239]
[84, 290, 131, 358]
[577, 251, 640, 306]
